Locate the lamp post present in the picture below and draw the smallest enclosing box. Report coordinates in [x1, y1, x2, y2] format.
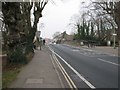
[113, 33, 117, 49]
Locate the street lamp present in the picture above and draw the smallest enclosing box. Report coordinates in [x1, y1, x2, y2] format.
[113, 33, 117, 49]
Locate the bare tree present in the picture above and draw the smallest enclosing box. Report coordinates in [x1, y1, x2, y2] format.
[2, 0, 48, 63]
[93, 1, 120, 46]
[52, 31, 61, 39]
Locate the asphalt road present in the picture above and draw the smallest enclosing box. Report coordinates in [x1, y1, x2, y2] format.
[49, 44, 118, 88]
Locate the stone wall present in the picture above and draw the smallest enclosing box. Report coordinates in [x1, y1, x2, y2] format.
[0, 55, 7, 69]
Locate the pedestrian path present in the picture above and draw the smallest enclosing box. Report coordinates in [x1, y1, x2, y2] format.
[82, 46, 118, 56]
[64, 43, 118, 56]
[9, 47, 62, 88]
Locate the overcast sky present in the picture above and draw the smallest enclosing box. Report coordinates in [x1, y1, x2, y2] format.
[39, 0, 86, 39]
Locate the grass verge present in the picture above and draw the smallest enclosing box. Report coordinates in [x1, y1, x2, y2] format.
[2, 64, 24, 88]
[2, 52, 34, 88]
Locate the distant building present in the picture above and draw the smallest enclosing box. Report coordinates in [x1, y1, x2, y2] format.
[53, 31, 73, 44]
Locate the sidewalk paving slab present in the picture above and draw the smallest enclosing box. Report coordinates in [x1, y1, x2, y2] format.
[9, 48, 62, 88]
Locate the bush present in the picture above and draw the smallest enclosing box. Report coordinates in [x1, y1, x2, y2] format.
[8, 47, 27, 64]
[95, 41, 107, 46]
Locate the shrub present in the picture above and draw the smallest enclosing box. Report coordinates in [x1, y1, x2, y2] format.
[7, 46, 27, 64]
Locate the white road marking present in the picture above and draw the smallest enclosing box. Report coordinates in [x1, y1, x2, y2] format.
[97, 58, 118, 66]
[52, 53, 78, 89]
[48, 46, 96, 89]
[49, 46, 77, 89]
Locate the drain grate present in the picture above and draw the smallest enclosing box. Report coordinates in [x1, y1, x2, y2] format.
[26, 78, 43, 84]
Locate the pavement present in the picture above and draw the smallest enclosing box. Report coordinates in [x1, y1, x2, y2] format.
[8, 44, 119, 88]
[64, 43, 119, 57]
[81, 46, 119, 57]
[9, 46, 63, 88]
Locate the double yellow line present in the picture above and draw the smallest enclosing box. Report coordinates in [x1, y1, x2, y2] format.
[52, 51, 78, 90]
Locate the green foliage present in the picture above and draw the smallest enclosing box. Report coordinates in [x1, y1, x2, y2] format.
[74, 21, 90, 41]
[7, 46, 27, 64]
[90, 22, 94, 37]
[73, 17, 110, 45]
[2, 2, 48, 64]
[2, 63, 24, 88]
[2, 68, 20, 88]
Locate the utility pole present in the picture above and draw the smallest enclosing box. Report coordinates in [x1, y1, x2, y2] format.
[112, 3, 117, 49]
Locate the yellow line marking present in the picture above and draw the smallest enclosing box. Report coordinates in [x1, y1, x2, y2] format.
[54, 54, 78, 90]
[48, 45, 77, 89]
[49, 55, 65, 88]
[48, 45, 96, 89]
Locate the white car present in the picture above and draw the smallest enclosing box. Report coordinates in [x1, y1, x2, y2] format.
[53, 42, 56, 44]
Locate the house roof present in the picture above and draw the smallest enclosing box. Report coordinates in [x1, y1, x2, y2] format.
[54, 31, 73, 41]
